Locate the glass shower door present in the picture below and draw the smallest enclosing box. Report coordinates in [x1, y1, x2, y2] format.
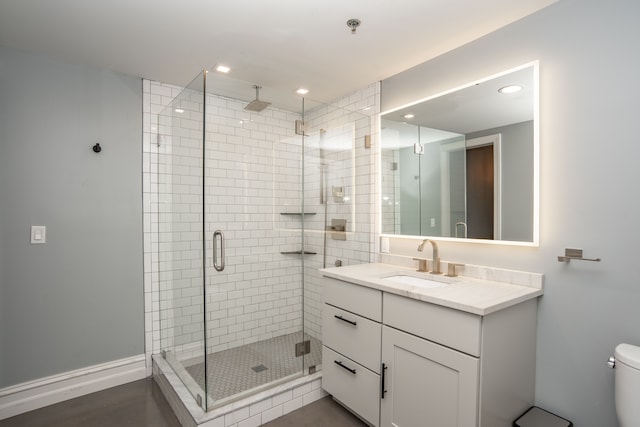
[201, 74, 310, 408]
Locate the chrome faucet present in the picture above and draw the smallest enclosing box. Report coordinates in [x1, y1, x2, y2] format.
[417, 239, 442, 274]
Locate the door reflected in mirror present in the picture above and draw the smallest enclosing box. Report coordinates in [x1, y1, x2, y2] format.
[380, 62, 538, 244]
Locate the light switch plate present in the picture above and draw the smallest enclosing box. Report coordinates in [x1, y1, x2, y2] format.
[31, 226, 46, 244]
[380, 237, 390, 253]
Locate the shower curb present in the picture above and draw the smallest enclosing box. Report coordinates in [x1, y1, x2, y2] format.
[153, 354, 327, 426]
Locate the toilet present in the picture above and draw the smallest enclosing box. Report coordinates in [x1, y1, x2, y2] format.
[611, 343, 640, 427]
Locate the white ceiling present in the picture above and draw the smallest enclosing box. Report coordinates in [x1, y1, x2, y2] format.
[0, 0, 557, 106]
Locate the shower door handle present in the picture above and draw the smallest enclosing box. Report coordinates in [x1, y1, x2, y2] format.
[213, 230, 225, 272]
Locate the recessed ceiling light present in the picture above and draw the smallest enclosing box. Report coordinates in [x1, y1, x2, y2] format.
[215, 65, 230, 74]
[175, 108, 185, 113]
[498, 84, 523, 94]
[296, 88, 309, 95]
[403, 114, 415, 119]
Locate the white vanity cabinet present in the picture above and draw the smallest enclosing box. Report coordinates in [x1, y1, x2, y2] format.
[322, 277, 382, 427]
[381, 293, 482, 426]
[322, 275, 539, 427]
[381, 325, 479, 426]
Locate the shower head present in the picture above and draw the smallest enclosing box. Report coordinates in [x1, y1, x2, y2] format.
[244, 85, 271, 112]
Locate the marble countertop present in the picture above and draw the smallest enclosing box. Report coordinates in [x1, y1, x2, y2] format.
[320, 262, 543, 316]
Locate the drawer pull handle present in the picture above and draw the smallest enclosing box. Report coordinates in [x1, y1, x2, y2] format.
[381, 363, 388, 399]
[334, 360, 356, 375]
[334, 315, 357, 326]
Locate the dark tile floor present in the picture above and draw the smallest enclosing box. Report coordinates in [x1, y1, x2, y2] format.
[0, 379, 180, 427]
[0, 378, 366, 427]
[264, 396, 366, 427]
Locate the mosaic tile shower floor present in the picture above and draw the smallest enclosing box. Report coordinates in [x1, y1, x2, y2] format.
[184, 332, 322, 402]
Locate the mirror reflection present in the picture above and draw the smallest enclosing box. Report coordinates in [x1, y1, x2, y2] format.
[380, 63, 537, 243]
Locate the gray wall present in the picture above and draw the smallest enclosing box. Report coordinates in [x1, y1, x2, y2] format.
[381, 0, 640, 426]
[0, 46, 144, 388]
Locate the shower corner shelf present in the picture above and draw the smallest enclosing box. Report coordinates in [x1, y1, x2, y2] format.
[280, 212, 316, 216]
[280, 212, 317, 255]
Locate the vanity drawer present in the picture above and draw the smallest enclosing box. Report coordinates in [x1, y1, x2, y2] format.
[322, 346, 380, 427]
[384, 293, 482, 357]
[323, 303, 382, 373]
[323, 277, 382, 322]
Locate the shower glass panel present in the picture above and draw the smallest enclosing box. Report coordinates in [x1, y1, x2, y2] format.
[157, 71, 207, 409]
[301, 103, 374, 340]
[157, 69, 372, 412]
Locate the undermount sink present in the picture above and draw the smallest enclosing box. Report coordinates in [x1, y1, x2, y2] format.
[380, 274, 453, 289]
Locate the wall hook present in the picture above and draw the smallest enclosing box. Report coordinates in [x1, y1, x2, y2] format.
[92, 143, 102, 153]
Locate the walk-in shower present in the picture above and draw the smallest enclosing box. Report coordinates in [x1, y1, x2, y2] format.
[149, 68, 373, 423]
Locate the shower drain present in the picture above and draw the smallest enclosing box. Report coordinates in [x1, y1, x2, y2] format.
[251, 364, 268, 373]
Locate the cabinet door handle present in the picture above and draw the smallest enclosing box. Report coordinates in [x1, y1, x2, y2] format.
[334, 314, 357, 326]
[334, 360, 356, 375]
[381, 363, 388, 399]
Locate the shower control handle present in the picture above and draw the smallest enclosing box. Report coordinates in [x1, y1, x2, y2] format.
[213, 230, 225, 272]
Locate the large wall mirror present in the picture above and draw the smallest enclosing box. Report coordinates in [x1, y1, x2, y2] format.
[380, 62, 539, 245]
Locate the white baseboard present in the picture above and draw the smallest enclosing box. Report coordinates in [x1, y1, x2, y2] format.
[0, 354, 147, 420]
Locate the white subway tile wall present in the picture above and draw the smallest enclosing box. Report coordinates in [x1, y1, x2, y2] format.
[143, 77, 379, 414]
